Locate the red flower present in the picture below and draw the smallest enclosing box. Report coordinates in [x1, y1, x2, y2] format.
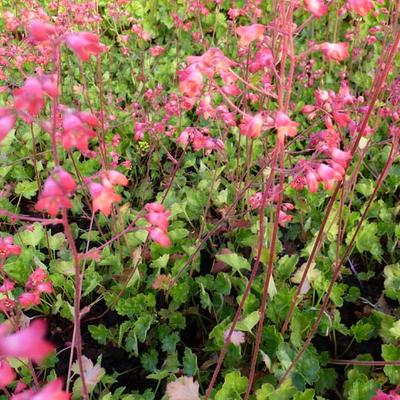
[28, 20, 56, 43]
[236, 24, 266, 47]
[320, 42, 350, 62]
[304, 0, 329, 17]
[0, 108, 16, 142]
[13, 77, 45, 123]
[64, 32, 106, 61]
[36, 168, 76, 216]
[89, 182, 121, 216]
[240, 114, 263, 138]
[275, 112, 299, 142]
[347, 0, 374, 16]
[0, 319, 54, 363]
[0, 359, 15, 388]
[0, 236, 21, 259]
[61, 113, 96, 153]
[177, 67, 203, 98]
[11, 378, 70, 400]
[19, 292, 41, 308]
[149, 227, 171, 248]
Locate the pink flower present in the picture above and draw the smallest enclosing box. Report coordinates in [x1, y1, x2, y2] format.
[347, 0, 374, 16]
[0, 359, 15, 388]
[320, 42, 350, 62]
[0, 236, 21, 259]
[304, 0, 329, 17]
[61, 113, 96, 153]
[0, 108, 16, 142]
[278, 210, 293, 227]
[330, 148, 352, 167]
[0, 298, 16, 313]
[249, 48, 274, 72]
[149, 227, 171, 248]
[89, 182, 121, 216]
[306, 170, 319, 192]
[145, 211, 170, 231]
[64, 32, 106, 61]
[240, 114, 263, 138]
[224, 329, 245, 346]
[19, 291, 41, 308]
[166, 376, 200, 400]
[177, 68, 203, 98]
[134, 122, 147, 141]
[29, 20, 56, 43]
[249, 192, 263, 209]
[102, 170, 128, 188]
[149, 46, 165, 56]
[13, 77, 45, 122]
[0, 279, 15, 293]
[236, 24, 266, 47]
[12, 379, 70, 400]
[275, 111, 299, 142]
[0, 319, 54, 363]
[36, 168, 76, 216]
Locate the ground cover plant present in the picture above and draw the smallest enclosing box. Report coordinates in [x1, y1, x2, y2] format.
[0, 0, 399, 398]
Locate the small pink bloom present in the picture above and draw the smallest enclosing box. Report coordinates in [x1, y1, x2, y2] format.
[64, 32, 106, 61]
[347, 0, 374, 16]
[36, 168, 76, 216]
[0, 108, 16, 142]
[149, 227, 171, 247]
[275, 112, 299, 141]
[61, 113, 96, 153]
[249, 192, 263, 209]
[166, 376, 200, 400]
[0, 298, 16, 313]
[12, 378, 70, 400]
[278, 210, 293, 227]
[0, 319, 54, 363]
[134, 122, 147, 141]
[291, 175, 306, 191]
[304, 0, 329, 17]
[0, 236, 21, 259]
[236, 24, 266, 47]
[177, 68, 203, 98]
[320, 42, 350, 62]
[19, 291, 41, 308]
[306, 170, 319, 192]
[240, 113, 263, 138]
[89, 182, 121, 216]
[317, 163, 336, 181]
[145, 203, 166, 213]
[149, 45, 165, 56]
[13, 77, 45, 122]
[29, 20, 56, 43]
[330, 148, 352, 167]
[102, 170, 128, 188]
[224, 329, 245, 346]
[0, 279, 15, 293]
[0, 359, 15, 388]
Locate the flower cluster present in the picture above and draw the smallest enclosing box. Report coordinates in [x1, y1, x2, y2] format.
[145, 203, 171, 247]
[36, 168, 77, 216]
[88, 170, 128, 216]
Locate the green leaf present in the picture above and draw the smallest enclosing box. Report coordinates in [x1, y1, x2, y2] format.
[88, 324, 110, 345]
[216, 252, 251, 273]
[255, 380, 297, 400]
[236, 311, 260, 332]
[215, 371, 248, 400]
[182, 347, 198, 376]
[18, 223, 44, 247]
[15, 181, 38, 199]
[161, 332, 180, 353]
[141, 349, 158, 373]
[383, 264, 400, 301]
[382, 344, 400, 384]
[344, 369, 379, 400]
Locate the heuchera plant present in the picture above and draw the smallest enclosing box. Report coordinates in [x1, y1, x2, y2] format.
[0, 0, 399, 399]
